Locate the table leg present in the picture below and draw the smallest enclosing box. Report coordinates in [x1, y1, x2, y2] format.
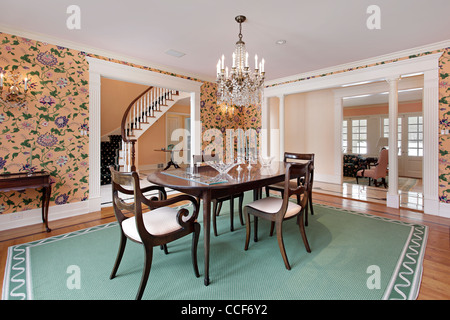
[202, 190, 211, 286]
[42, 185, 51, 232]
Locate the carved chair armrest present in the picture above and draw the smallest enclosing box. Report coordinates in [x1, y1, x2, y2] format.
[144, 194, 200, 227]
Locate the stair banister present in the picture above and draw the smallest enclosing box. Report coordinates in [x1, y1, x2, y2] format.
[121, 86, 154, 171]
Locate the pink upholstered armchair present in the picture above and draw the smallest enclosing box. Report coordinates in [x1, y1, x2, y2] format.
[356, 149, 389, 188]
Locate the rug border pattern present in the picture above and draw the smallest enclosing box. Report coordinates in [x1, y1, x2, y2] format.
[2, 222, 118, 300]
[2, 204, 428, 300]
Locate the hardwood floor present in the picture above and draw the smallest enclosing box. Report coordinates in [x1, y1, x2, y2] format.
[1, 189, 449, 300]
[314, 179, 424, 211]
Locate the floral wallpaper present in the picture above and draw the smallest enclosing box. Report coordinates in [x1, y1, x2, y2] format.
[0, 33, 89, 214]
[200, 81, 261, 160]
[438, 48, 450, 203]
[0, 31, 260, 216]
[0, 28, 449, 219]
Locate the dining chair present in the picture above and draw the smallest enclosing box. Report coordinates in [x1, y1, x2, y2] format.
[356, 148, 388, 188]
[109, 166, 200, 300]
[192, 154, 244, 236]
[265, 152, 315, 226]
[244, 161, 313, 270]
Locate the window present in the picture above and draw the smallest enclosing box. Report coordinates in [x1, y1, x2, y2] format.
[342, 120, 348, 153]
[383, 118, 401, 155]
[351, 119, 367, 154]
[408, 116, 423, 156]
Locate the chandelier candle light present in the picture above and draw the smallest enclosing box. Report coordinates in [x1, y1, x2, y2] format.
[216, 15, 265, 107]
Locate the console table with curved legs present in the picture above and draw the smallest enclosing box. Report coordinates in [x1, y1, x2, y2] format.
[0, 171, 51, 232]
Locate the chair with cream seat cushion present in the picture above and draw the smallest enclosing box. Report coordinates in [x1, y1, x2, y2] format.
[244, 161, 312, 270]
[265, 153, 315, 226]
[109, 166, 200, 300]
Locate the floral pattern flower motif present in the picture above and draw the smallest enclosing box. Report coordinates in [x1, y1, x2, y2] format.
[56, 77, 68, 88]
[56, 155, 68, 167]
[55, 116, 68, 128]
[55, 194, 69, 205]
[37, 133, 58, 147]
[19, 163, 37, 173]
[39, 96, 56, 106]
[36, 51, 58, 66]
[0, 157, 6, 170]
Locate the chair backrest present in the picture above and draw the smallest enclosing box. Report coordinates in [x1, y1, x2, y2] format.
[277, 161, 312, 219]
[109, 166, 167, 239]
[284, 152, 314, 163]
[373, 148, 389, 178]
[284, 152, 315, 186]
[109, 167, 140, 223]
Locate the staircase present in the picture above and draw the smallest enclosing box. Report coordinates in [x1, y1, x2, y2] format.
[118, 86, 190, 171]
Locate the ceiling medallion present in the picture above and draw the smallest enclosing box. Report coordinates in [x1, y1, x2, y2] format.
[216, 15, 265, 107]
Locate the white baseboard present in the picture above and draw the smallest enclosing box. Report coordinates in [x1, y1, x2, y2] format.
[0, 199, 96, 231]
[88, 196, 102, 213]
[314, 173, 341, 185]
[438, 202, 450, 219]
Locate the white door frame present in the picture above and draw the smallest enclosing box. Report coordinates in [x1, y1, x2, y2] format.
[87, 57, 202, 212]
[263, 52, 443, 216]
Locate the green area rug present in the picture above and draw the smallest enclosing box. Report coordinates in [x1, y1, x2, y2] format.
[3, 193, 427, 300]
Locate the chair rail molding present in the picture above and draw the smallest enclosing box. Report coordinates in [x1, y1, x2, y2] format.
[87, 57, 202, 213]
[264, 52, 443, 216]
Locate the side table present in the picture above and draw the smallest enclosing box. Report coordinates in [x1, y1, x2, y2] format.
[0, 171, 52, 232]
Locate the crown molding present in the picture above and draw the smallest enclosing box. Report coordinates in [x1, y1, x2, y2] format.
[265, 39, 450, 87]
[0, 24, 216, 83]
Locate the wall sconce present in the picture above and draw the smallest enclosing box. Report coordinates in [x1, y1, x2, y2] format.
[0, 71, 29, 107]
[221, 103, 236, 120]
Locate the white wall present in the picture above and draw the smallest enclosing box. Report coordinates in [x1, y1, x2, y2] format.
[269, 89, 336, 182]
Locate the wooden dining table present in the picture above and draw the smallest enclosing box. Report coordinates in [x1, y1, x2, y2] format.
[147, 161, 288, 286]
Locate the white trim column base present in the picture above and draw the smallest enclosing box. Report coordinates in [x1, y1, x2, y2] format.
[387, 194, 400, 209]
[438, 202, 450, 218]
[88, 197, 102, 213]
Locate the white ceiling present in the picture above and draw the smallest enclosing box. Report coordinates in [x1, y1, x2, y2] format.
[1, 0, 450, 82]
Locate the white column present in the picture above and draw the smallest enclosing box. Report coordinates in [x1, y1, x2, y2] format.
[261, 96, 270, 157]
[279, 94, 285, 161]
[88, 71, 102, 212]
[386, 76, 400, 208]
[334, 95, 343, 184]
[423, 69, 440, 215]
[190, 90, 201, 166]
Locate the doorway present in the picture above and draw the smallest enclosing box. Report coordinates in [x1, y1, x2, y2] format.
[87, 57, 202, 213]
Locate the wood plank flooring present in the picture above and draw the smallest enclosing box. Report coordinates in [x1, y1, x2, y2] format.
[1, 189, 449, 300]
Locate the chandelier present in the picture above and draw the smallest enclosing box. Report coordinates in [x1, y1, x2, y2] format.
[216, 15, 265, 107]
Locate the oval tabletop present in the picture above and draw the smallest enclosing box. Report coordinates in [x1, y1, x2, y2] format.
[147, 161, 288, 195]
